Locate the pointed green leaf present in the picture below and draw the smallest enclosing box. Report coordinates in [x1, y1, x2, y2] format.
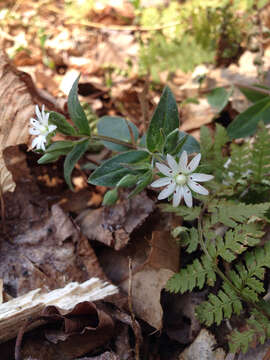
[46, 141, 74, 153]
[68, 75, 90, 135]
[38, 152, 62, 164]
[88, 150, 150, 187]
[146, 86, 179, 152]
[227, 97, 270, 139]
[49, 112, 77, 136]
[238, 84, 270, 103]
[64, 140, 90, 190]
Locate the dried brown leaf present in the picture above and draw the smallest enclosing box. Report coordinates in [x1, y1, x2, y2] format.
[77, 191, 155, 250]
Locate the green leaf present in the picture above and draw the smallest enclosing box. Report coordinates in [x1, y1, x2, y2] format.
[68, 75, 90, 136]
[227, 97, 270, 139]
[166, 255, 216, 293]
[164, 128, 179, 154]
[129, 170, 153, 197]
[64, 140, 90, 190]
[102, 189, 118, 206]
[177, 131, 200, 155]
[46, 141, 74, 153]
[88, 150, 150, 187]
[38, 152, 62, 164]
[238, 84, 270, 103]
[207, 87, 230, 112]
[196, 283, 242, 326]
[97, 116, 139, 151]
[49, 112, 77, 136]
[146, 86, 179, 152]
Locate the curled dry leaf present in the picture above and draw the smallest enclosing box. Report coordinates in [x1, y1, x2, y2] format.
[19, 301, 115, 360]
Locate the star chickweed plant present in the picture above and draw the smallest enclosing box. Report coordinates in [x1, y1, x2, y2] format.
[151, 152, 213, 207]
[29, 105, 57, 151]
[30, 75, 270, 354]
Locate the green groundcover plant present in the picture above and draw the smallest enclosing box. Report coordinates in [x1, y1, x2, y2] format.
[30, 76, 270, 354]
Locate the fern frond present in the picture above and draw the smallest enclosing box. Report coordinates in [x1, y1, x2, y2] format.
[208, 200, 270, 227]
[215, 223, 264, 262]
[166, 255, 216, 293]
[199, 124, 229, 181]
[178, 227, 200, 253]
[228, 242, 270, 302]
[250, 123, 270, 184]
[229, 309, 270, 353]
[196, 282, 243, 326]
[226, 142, 250, 184]
[160, 204, 201, 221]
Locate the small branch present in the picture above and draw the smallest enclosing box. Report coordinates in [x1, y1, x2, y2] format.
[65, 19, 181, 32]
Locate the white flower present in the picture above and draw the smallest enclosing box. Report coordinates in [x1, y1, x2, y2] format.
[29, 105, 57, 151]
[151, 152, 214, 208]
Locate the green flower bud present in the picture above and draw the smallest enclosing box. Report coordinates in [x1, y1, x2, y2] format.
[102, 188, 118, 206]
[117, 174, 138, 188]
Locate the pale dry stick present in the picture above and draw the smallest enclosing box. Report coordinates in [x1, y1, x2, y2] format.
[128, 257, 140, 360]
[65, 19, 182, 33]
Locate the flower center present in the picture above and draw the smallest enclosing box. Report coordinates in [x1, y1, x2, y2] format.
[175, 174, 187, 185]
[40, 125, 48, 135]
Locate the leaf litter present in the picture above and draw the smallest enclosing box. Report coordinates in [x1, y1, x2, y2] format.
[1, 0, 270, 359]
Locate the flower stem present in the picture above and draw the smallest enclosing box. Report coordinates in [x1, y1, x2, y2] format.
[91, 134, 138, 149]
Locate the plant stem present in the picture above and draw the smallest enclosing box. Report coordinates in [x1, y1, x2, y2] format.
[92, 134, 138, 149]
[235, 83, 270, 97]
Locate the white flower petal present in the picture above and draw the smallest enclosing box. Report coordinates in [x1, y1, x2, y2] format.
[48, 124, 57, 133]
[186, 153, 201, 173]
[188, 180, 209, 195]
[224, 158, 231, 169]
[183, 185, 193, 208]
[41, 104, 45, 118]
[188, 173, 214, 182]
[30, 118, 39, 126]
[167, 154, 179, 173]
[35, 105, 42, 122]
[179, 151, 188, 172]
[151, 177, 172, 188]
[32, 135, 46, 151]
[29, 128, 40, 135]
[156, 162, 173, 177]
[173, 185, 183, 207]
[158, 183, 176, 200]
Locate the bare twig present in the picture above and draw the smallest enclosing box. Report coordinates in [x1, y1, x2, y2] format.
[65, 19, 181, 32]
